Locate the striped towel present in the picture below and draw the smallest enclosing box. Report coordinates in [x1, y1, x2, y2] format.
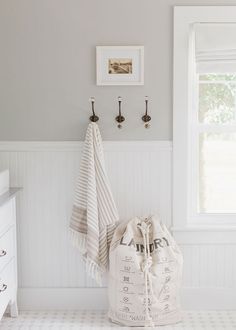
[70, 123, 119, 285]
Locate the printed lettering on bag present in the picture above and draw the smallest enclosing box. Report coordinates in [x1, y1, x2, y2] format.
[120, 236, 169, 253]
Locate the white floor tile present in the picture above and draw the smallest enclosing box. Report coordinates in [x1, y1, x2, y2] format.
[1, 310, 236, 329]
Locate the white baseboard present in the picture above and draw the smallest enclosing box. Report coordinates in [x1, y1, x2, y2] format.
[181, 287, 236, 310]
[18, 287, 236, 311]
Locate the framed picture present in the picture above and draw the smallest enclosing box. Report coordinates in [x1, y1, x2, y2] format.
[96, 46, 144, 86]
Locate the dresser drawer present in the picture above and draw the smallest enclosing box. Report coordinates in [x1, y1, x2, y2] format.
[0, 228, 14, 273]
[0, 200, 14, 234]
[0, 259, 14, 318]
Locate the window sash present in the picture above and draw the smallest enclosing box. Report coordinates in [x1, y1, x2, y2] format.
[173, 6, 236, 229]
[190, 127, 236, 222]
[197, 124, 236, 133]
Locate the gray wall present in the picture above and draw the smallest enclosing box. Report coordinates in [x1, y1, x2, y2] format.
[0, 0, 235, 141]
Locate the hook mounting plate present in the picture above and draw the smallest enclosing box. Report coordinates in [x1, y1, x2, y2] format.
[90, 115, 99, 122]
[142, 114, 151, 123]
[116, 115, 125, 123]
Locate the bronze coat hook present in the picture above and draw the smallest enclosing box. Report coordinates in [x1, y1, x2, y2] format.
[89, 97, 99, 122]
[142, 96, 151, 128]
[115, 96, 125, 129]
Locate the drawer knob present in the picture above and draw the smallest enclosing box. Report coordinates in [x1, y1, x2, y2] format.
[0, 250, 6, 257]
[0, 284, 7, 292]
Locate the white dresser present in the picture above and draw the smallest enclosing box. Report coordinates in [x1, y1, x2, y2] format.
[0, 171, 20, 320]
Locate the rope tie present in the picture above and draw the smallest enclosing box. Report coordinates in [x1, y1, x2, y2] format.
[142, 256, 153, 273]
[138, 221, 155, 327]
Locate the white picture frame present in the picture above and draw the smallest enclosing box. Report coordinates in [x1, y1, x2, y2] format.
[96, 46, 144, 86]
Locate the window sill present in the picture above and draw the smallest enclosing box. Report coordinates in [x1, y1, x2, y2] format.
[171, 226, 236, 244]
[172, 225, 236, 232]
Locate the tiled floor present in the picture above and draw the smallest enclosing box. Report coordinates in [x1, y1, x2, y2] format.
[1, 310, 236, 329]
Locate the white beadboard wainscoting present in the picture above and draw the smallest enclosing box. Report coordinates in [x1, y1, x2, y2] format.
[0, 141, 235, 310]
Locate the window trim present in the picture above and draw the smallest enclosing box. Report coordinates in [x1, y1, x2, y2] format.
[173, 6, 236, 229]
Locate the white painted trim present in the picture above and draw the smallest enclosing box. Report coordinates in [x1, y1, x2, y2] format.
[173, 7, 190, 229]
[18, 287, 236, 310]
[0, 141, 83, 152]
[181, 287, 236, 310]
[172, 227, 236, 245]
[198, 123, 236, 133]
[173, 6, 236, 229]
[172, 225, 236, 232]
[0, 141, 172, 152]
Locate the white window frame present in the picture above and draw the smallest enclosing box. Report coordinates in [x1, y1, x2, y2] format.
[173, 6, 236, 229]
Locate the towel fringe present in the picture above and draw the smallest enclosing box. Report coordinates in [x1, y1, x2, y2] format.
[69, 228, 104, 286]
[69, 228, 87, 254]
[85, 257, 103, 286]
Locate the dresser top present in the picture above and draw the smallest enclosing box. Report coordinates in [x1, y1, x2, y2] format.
[0, 188, 22, 207]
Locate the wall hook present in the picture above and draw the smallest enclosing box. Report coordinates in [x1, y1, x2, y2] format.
[115, 96, 125, 129]
[89, 97, 99, 122]
[142, 96, 151, 128]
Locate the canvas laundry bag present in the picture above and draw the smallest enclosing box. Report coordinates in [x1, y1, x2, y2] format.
[108, 215, 183, 327]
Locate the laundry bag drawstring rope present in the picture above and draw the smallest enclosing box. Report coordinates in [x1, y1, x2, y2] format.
[137, 221, 155, 327]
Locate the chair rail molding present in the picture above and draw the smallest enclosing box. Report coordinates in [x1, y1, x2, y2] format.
[0, 140, 171, 152]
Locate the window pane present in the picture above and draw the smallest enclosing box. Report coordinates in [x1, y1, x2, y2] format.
[199, 74, 236, 82]
[199, 133, 236, 213]
[199, 74, 236, 124]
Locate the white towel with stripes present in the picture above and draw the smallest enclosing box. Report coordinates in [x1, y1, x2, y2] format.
[70, 123, 119, 285]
